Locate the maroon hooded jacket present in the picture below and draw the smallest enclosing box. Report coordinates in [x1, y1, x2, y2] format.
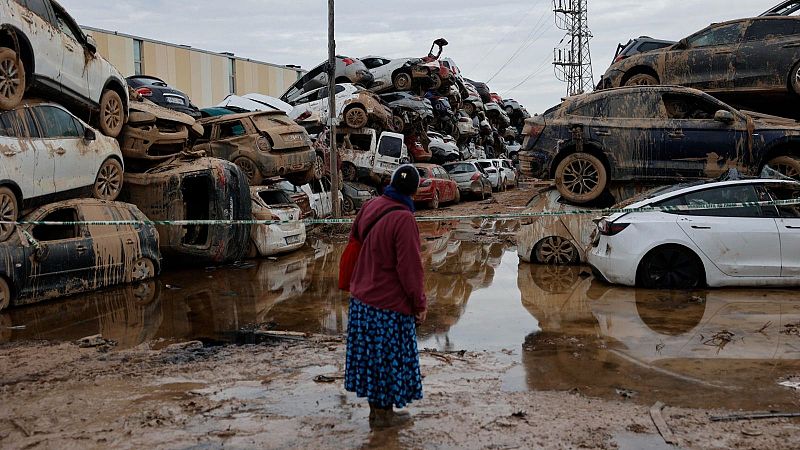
[349, 196, 427, 316]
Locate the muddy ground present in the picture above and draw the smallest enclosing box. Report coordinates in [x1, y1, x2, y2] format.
[2, 185, 800, 449]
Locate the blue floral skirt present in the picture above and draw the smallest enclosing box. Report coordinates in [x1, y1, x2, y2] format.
[345, 298, 423, 409]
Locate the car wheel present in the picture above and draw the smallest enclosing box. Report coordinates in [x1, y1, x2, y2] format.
[99, 89, 125, 138]
[313, 153, 325, 180]
[464, 103, 475, 116]
[505, 106, 514, 116]
[344, 106, 369, 129]
[428, 191, 440, 209]
[342, 163, 357, 182]
[393, 72, 413, 91]
[234, 157, 263, 185]
[454, 189, 461, 204]
[534, 236, 579, 266]
[129, 257, 155, 282]
[93, 159, 123, 201]
[0, 276, 10, 311]
[791, 61, 800, 95]
[0, 187, 18, 242]
[767, 155, 800, 180]
[554, 153, 607, 204]
[638, 246, 704, 289]
[391, 115, 405, 133]
[0, 48, 25, 111]
[343, 196, 356, 215]
[429, 73, 442, 90]
[624, 73, 658, 86]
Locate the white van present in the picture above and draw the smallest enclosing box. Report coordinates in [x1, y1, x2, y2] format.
[338, 129, 409, 184]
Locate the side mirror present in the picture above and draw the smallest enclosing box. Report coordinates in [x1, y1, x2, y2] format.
[84, 127, 96, 141]
[714, 110, 735, 124]
[85, 35, 98, 54]
[33, 242, 48, 260]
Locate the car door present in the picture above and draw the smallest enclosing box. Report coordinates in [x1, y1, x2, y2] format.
[571, 91, 669, 179]
[208, 117, 252, 161]
[660, 92, 749, 178]
[0, 108, 54, 200]
[15, 0, 62, 86]
[735, 19, 800, 92]
[30, 104, 92, 192]
[25, 205, 95, 297]
[765, 184, 800, 277]
[49, 2, 91, 101]
[662, 21, 746, 91]
[672, 184, 781, 277]
[82, 204, 134, 288]
[373, 133, 404, 177]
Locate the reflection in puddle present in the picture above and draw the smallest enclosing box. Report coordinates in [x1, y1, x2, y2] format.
[3, 219, 800, 411]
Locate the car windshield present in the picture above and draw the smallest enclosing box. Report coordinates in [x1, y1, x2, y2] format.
[614, 181, 710, 208]
[257, 190, 292, 205]
[445, 163, 476, 174]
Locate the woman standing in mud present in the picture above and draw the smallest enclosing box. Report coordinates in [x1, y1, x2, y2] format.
[345, 165, 427, 428]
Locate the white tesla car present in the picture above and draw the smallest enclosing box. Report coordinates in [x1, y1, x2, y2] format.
[588, 179, 800, 289]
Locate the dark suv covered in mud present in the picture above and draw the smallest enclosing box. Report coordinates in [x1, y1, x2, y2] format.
[599, 17, 800, 102]
[518, 86, 800, 204]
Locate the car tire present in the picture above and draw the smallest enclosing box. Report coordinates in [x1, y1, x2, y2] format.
[506, 106, 514, 116]
[767, 155, 800, 180]
[534, 236, 579, 266]
[790, 61, 800, 95]
[391, 115, 405, 133]
[624, 73, 659, 86]
[128, 257, 156, 283]
[343, 196, 356, 215]
[428, 191, 440, 210]
[93, 158, 123, 201]
[464, 103, 475, 116]
[393, 72, 413, 91]
[313, 153, 325, 180]
[637, 246, 704, 289]
[429, 73, 442, 90]
[99, 89, 125, 138]
[234, 157, 263, 185]
[344, 106, 369, 129]
[0, 276, 10, 312]
[0, 187, 18, 242]
[342, 163, 357, 182]
[454, 189, 461, 204]
[554, 153, 608, 205]
[0, 48, 25, 111]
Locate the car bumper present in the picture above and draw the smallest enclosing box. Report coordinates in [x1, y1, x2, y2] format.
[252, 223, 307, 257]
[254, 148, 316, 178]
[518, 149, 553, 179]
[586, 238, 638, 286]
[413, 185, 436, 202]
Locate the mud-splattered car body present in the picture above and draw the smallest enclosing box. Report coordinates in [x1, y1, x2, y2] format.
[337, 129, 409, 184]
[518, 86, 800, 182]
[0, 199, 160, 310]
[120, 156, 251, 264]
[119, 99, 201, 164]
[248, 186, 306, 258]
[194, 110, 316, 186]
[599, 17, 800, 101]
[290, 84, 396, 132]
[341, 181, 376, 215]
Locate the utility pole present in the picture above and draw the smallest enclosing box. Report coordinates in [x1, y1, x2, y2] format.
[327, 0, 341, 217]
[552, 0, 594, 96]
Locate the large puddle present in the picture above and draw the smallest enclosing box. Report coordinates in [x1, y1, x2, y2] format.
[3, 220, 800, 411]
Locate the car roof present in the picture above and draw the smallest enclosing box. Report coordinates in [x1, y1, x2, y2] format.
[199, 108, 284, 122]
[625, 179, 800, 211]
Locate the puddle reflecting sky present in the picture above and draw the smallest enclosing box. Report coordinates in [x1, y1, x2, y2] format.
[3, 219, 800, 410]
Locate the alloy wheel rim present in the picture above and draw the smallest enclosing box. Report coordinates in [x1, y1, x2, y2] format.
[563, 159, 599, 195]
[648, 249, 698, 288]
[396, 74, 412, 90]
[346, 109, 367, 128]
[0, 59, 20, 100]
[132, 260, 153, 281]
[104, 96, 121, 130]
[314, 156, 324, 179]
[343, 197, 355, 213]
[0, 192, 15, 237]
[538, 237, 576, 265]
[237, 159, 257, 182]
[97, 163, 121, 199]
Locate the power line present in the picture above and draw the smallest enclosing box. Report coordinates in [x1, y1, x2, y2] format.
[469, 0, 544, 73]
[485, 13, 554, 84]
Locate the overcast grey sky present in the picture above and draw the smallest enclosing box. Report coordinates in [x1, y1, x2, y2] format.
[61, 0, 780, 113]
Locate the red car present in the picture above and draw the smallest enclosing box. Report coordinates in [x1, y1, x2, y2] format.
[413, 164, 460, 209]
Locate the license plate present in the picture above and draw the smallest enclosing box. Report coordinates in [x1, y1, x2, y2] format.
[283, 133, 303, 143]
[165, 96, 184, 105]
[285, 235, 303, 245]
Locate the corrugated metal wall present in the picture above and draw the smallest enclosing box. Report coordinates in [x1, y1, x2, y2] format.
[85, 27, 303, 108]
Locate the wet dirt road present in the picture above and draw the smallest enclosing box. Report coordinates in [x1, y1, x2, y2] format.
[0, 216, 800, 448]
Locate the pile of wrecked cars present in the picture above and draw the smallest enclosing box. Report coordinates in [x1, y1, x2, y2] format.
[517, 1, 800, 291]
[0, 0, 329, 311]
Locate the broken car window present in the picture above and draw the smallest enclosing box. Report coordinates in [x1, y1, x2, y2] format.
[0, 111, 19, 137]
[218, 120, 247, 139]
[687, 23, 743, 48]
[767, 186, 800, 218]
[31, 208, 81, 241]
[33, 106, 81, 138]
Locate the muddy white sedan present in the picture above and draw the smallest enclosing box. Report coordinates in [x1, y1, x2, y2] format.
[248, 187, 306, 257]
[589, 179, 800, 289]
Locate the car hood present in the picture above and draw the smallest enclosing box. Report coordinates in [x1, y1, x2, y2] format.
[744, 111, 800, 128]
